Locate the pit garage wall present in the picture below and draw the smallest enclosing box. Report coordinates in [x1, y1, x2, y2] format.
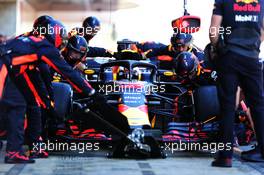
[1, 0, 264, 59]
[0, 0, 218, 51]
[19, 0, 37, 35]
[0, 0, 36, 38]
[0, 0, 17, 37]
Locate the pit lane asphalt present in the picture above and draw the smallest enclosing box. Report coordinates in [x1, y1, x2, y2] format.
[0, 142, 263, 175]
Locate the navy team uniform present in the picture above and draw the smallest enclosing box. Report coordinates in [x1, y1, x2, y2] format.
[213, 0, 264, 159]
[0, 36, 54, 152]
[0, 35, 129, 156]
[137, 42, 205, 69]
[0, 75, 42, 152]
[65, 46, 113, 68]
[0, 35, 94, 154]
[54, 46, 113, 79]
[136, 42, 166, 65]
[143, 44, 202, 59]
[0, 35, 94, 106]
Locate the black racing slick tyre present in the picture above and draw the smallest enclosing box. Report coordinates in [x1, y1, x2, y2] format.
[52, 82, 73, 120]
[193, 85, 220, 122]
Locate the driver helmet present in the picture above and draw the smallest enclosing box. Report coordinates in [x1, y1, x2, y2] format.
[174, 51, 199, 80]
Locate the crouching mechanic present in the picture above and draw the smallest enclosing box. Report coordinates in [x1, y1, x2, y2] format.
[0, 19, 129, 163]
[52, 34, 111, 80]
[67, 25, 114, 74]
[62, 35, 89, 72]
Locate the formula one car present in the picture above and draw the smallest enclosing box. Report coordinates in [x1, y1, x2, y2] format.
[48, 47, 221, 158]
[46, 37, 258, 158]
[50, 58, 167, 158]
[46, 12, 254, 157]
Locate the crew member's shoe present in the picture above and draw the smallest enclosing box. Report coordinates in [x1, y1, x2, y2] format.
[241, 146, 264, 162]
[211, 157, 232, 168]
[30, 150, 49, 159]
[241, 144, 258, 156]
[4, 151, 35, 164]
[241, 151, 264, 162]
[241, 152, 264, 162]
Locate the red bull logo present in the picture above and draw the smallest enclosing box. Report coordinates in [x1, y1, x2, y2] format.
[236, 0, 258, 4]
[234, 0, 260, 12]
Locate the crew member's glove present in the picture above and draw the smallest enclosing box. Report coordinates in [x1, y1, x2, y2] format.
[204, 43, 218, 62]
[74, 62, 87, 71]
[141, 52, 147, 60]
[113, 52, 120, 59]
[143, 49, 152, 58]
[113, 50, 146, 60]
[105, 50, 114, 58]
[90, 92, 106, 105]
[209, 44, 218, 61]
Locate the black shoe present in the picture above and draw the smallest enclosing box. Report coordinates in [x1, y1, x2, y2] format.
[211, 158, 232, 168]
[30, 150, 49, 159]
[241, 151, 264, 162]
[241, 144, 258, 156]
[4, 151, 35, 164]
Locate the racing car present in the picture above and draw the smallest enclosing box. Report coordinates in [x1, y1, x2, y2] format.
[45, 14, 254, 158]
[47, 46, 221, 158]
[46, 13, 219, 157]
